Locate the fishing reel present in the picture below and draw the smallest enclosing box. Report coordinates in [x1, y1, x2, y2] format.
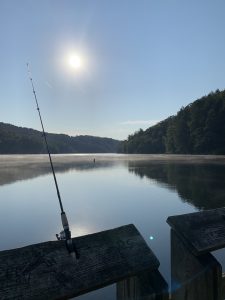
[56, 230, 66, 240]
[56, 212, 79, 259]
[56, 228, 79, 259]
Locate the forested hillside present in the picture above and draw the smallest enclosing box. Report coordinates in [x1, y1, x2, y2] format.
[0, 123, 120, 154]
[121, 89, 225, 154]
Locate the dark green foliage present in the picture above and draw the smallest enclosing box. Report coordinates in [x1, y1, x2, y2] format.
[121, 89, 225, 154]
[0, 123, 120, 154]
[121, 119, 172, 154]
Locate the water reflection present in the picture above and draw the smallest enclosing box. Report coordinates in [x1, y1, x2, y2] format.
[0, 158, 117, 186]
[128, 161, 225, 210]
[1, 156, 225, 212]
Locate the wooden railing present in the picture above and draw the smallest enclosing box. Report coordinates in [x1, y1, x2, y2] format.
[0, 224, 168, 300]
[167, 208, 225, 300]
[1, 208, 225, 299]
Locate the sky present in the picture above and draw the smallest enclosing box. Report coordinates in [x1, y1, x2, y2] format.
[1, 0, 225, 140]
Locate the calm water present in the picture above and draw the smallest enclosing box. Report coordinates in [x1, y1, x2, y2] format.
[1, 154, 225, 299]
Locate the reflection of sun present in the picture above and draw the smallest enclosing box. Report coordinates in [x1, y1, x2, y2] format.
[67, 53, 83, 70]
[71, 224, 93, 237]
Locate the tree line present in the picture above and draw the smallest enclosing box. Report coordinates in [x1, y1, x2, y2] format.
[0, 123, 120, 154]
[120, 89, 225, 154]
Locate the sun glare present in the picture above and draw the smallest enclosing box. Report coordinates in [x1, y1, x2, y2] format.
[68, 53, 83, 70]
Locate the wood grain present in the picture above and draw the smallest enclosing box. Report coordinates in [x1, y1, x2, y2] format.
[0, 224, 159, 300]
[167, 207, 225, 255]
[171, 230, 222, 300]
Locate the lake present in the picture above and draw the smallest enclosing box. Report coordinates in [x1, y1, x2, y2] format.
[1, 154, 225, 299]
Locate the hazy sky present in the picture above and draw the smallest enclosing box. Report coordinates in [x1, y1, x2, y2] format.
[1, 0, 225, 140]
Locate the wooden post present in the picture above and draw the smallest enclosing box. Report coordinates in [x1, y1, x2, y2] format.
[0, 224, 168, 300]
[170, 229, 222, 300]
[167, 208, 225, 300]
[117, 269, 169, 300]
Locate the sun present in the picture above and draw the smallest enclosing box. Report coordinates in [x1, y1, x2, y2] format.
[67, 53, 83, 70]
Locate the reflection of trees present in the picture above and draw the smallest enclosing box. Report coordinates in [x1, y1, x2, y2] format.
[128, 161, 225, 210]
[0, 160, 115, 187]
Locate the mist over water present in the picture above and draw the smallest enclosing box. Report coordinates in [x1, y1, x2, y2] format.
[1, 154, 225, 299]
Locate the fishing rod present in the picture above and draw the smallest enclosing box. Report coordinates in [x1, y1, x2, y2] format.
[27, 63, 78, 259]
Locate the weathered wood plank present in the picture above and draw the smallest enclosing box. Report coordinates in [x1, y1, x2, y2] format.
[0, 224, 159, 300]
[167, 207, 225, 255]
[171, 230, 222, 300]
[117, 269, 169, 300]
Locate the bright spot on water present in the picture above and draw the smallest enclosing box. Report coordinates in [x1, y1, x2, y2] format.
[149, 236, 154, 240]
